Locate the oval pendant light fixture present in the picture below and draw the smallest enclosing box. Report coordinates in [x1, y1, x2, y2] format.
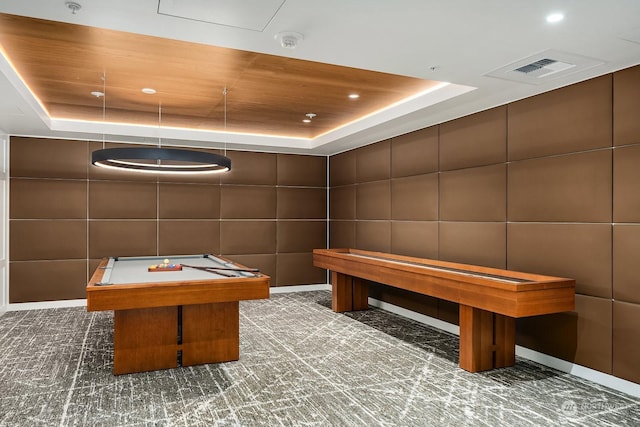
[91, 83, 231, 174]
[91, 147, 231, 174]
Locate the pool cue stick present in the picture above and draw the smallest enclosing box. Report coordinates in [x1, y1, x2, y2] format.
[182, 266, 235, 277]
[181, 264, 260, 273]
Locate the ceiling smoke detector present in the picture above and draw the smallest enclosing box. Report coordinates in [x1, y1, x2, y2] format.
[275, 32, 304, 49]
[65, 1, 82, 14]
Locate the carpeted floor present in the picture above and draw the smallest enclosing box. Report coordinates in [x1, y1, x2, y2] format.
[0, 290, 638, 426]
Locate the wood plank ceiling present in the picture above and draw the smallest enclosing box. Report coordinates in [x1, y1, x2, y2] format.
[0, 13, 440, 139]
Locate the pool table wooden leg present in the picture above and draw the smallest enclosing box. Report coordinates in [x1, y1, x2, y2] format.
[458, 305, 516, 372]
[113, 307, 178, 375]
[181, 301, 240, 366]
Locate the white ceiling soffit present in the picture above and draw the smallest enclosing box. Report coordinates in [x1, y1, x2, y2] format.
[157, 0, 285, 31]
[484, 49, 605, 85]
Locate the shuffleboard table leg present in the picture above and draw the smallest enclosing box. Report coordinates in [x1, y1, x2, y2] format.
[458, 305, 516, 372]
[331, 272, 369, 312]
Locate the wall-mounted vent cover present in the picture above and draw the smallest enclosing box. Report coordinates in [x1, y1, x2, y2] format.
[485, 50, 604, 85]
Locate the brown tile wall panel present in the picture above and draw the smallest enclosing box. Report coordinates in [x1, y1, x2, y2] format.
[517, 295, 612, 373]
[612, 225, 640, 304]
[391, 127, 439, 178]
[369, 282, 439, 318]
[89, 221, 157, 258]
[508, 150, 612, 223]
[508, 76, 612, 161]
[88, 142, 158, 182]
[276, 253, 326, 286]
[159, 183, 220, 219]
[613, 65, 640, 147]
[89, 259, 102, 278]
[329, 221, 355, 248]
[391, 221, 438, 259]
[277, 221, 326, 253]
[277, 187, 326, 219]
[356, 140, 391, 183]
[329, 186, 356, 220]
[439, 106, 506, 171]
[158, 221, 220, 256]
[226, 254, 276, 282]
[10, 220, 87, 261]
[220, 186, 276, 219]
[439, 222, 506, 269]
[89, 181, 157, 219]
[613, 145, 640, 222]
[562, 296, 613, 372]
[329, 149, 356, 187]
[507, 223, 612, 298]
[391, 174, 438, 221]
[277, 154, 327, 187]
[356, 221, 391, 253]
[220, 221, 276, 255]
[10, 179, 87, 219]
[612, 301, 640, 383]
[11, 137, 88, 179]
[9, 260, 88, 303]
[221, 151, 277, 185]
[440, 164, 506, 222]
[516, 311, 578, 363]
[356, 181, 390, 220]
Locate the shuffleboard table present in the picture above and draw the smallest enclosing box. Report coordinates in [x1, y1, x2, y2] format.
[313, 248, 575, 373]
[87, 254, 270, 375]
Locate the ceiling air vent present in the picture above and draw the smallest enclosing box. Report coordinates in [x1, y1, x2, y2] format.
[485, 50, 604, 85]
[514, 58, 576, 78]
[515, 58, 557, 73]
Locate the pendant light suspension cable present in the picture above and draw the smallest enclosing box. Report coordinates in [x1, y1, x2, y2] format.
[223, 87, 228, 157]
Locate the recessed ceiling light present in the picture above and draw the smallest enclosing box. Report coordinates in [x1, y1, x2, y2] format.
[90, 91, 104, 97]
[303, 119, 311, 123]
[348, 93, 360, 99]
[546, 13, 564, 23]
[141, 88, 157, 94]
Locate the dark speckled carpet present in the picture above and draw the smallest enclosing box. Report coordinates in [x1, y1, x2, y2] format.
[0, 290, 638, 426]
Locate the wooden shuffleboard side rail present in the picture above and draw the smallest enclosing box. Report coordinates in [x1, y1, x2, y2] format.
[87, 258, 270, 312]
[312, 248, 575, 318]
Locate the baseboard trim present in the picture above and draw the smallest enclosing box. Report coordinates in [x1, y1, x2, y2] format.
[368, 297, 639, 398]
[270, 284, 331, 294]
[8, 299, 87, 311]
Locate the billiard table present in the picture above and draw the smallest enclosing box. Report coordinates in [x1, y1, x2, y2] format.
[86, 254, 270, 375]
